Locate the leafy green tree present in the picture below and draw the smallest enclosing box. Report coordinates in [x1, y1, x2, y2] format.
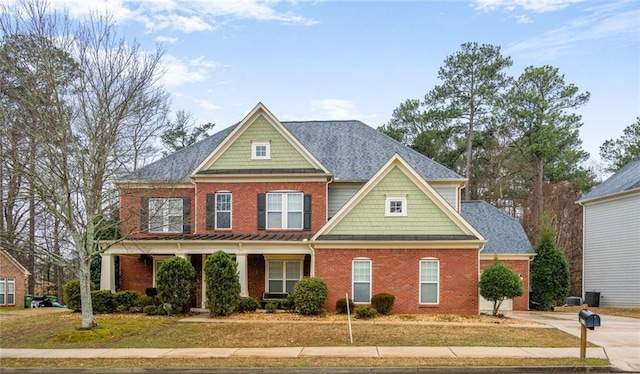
[530, 220, 571, 310]
[156, 257, 196, 314]
[204, 251, 240, 317]
[600, 117, 640, 172]
[160, 109, 215, 155]
[479, 257, 524, 316]
[503, 65, 590, 221]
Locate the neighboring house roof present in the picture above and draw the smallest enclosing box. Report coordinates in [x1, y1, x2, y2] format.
[461, 201, 534, 255]
[579, 159, 640, 203]
[0, 250, 31, 275]
[118, 120, 462, 183]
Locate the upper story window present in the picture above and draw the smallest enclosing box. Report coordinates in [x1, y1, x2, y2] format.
[149, 198, 184, 233]
[267, 192, 303, 229]
[385, 194, 407, 216]
[215, 192, 232, 229]
[252, 140, 270, 160]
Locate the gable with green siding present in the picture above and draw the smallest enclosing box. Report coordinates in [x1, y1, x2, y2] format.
[208, 114, 314, 170]
[326, 167, 465, 236]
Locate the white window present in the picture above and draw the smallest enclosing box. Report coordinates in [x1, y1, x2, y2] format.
[267, 192, 303, 229]
[149, 198, 183, 232]
[385, 195, 407, 216]
[267, 261, 301, 295]
[252, 141, 270, 159]
[0, 277, 15, 305]
[352, 259, 372, 303]
[420, 259, 439, 304]
[215, 192, 232, 229]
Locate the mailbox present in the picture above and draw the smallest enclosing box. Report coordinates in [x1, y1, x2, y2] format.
[579, 309, 601, 330]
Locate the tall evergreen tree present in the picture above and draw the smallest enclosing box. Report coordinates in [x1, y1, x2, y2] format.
[205, 250, 240, 317]
[600, 117, 640, 172]
[530, 219, 571, 310]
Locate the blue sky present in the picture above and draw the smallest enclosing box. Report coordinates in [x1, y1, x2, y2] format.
[41, 1, 640, 166]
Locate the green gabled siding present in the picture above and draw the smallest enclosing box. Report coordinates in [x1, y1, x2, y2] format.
[209, 115, 313, 170]
[327, 167, 465, 236]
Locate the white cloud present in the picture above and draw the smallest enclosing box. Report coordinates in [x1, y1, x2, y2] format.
[155, 36, 178, 44]
[160, 55, 209, 87]
[474, 0, 584, 13]
[195, 99, 222, 112]
[505, 1, 640, 59]
[309, 99, 361, 120]
[190, 56, 224, 69]
[46, 0, 317, 33]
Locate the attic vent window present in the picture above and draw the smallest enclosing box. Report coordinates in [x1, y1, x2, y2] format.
[385, 194, 407, 216]
[252, 141, 270, 160]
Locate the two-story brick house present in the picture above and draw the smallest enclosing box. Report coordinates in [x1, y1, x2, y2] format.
[101, 103, 533, 315]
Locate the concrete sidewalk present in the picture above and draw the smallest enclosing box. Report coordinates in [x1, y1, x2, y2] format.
[0, 346, 609, 359]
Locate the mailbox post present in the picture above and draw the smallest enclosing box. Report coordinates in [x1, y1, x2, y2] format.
[578, 306, 601, 359]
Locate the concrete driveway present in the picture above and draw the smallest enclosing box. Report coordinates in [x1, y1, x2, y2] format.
[512, 311, 640, 372]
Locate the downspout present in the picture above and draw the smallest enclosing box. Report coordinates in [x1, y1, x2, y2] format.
[307, 241, 315, 277]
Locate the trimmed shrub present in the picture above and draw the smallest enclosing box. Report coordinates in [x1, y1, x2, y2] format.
[113, 290, 140, 311]
[205, 251, 241, 317]
[156, 256, 196, 314]
[63, 278, 95, 312]
[116, 305, 129, 313]
[136, 295, 156, 309]
[265, 302, 277, 313]
[531, 220, 571, 310]
[143, 305, 163, 316]
[371, 293, 395, 315]
[91, 290, 114, 313]
[293, 277, 328, 316]
[355, 305, 377, 319]
[238, 297, 260, 313]
[281, 295, 296, 313]
[335, 297, 354, 314]
[479, 256, 524, 316]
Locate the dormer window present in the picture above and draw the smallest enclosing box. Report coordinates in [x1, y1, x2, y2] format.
[252, 141, 270, 159]
[385, 194, 407, 216]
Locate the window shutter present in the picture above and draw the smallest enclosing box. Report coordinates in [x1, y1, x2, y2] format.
[140, 197, 149, 233]
[303, 194, 312, 231]
[257, 193, 266, 230]
[206, 194, 215, 230]
[182, 198, 191, 233]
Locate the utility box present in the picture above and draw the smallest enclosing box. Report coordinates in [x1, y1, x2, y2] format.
[579, 309, 601, 330]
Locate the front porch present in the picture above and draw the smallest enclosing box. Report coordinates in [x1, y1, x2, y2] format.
[100, 238, 313, 308]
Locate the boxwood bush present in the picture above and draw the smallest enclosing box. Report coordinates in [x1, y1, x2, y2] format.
[371, 292, 395, 315]
[293, 277, 328, 316]
[91, 290, 114, 313]
[113, 290, 140, 312]
[238, 297, 260, 313]
[335, 297, 355, 314]
[62, 278, 95, 312]
[355, 305, 377, 319]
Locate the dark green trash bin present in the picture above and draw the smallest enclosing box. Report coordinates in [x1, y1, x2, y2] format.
[48, 295, 57, 304]
[24, 294, 33, 308]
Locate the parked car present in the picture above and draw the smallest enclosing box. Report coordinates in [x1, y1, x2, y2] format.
[31, 295, 54, 308]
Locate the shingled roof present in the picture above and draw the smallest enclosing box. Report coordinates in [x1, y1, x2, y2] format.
[117, 120, 462, 183]
[579, 159, 640, 202]
[461, 201, 534, 255]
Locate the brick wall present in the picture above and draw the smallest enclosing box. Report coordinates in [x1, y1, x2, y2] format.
[195, 182, 327, 234]
[119, 255, 154, 294]
[480, 258, 530, 311]
[0, 252, 29, 308]
[119, 187, 195, 238]
[315, 248, 479, 315]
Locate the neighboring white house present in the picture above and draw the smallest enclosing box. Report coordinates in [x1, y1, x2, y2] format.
[578, 159, 640, 307]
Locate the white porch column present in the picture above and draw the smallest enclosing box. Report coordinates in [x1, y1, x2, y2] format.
[236, 253, 248, 297]
[100, 254, 116, 292]
[175, 253, 188, 260]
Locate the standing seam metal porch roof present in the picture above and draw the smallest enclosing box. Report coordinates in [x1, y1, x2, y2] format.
[117, 121, 462, 182]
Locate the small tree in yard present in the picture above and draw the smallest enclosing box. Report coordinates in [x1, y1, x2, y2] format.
[479, 256, 524, 316]
[205, 251, 240, 317]
[156, 257, 195, 314]
[531, 219, 571, 310]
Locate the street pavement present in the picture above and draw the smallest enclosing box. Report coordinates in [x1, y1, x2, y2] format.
[511, 310, 640, 372]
